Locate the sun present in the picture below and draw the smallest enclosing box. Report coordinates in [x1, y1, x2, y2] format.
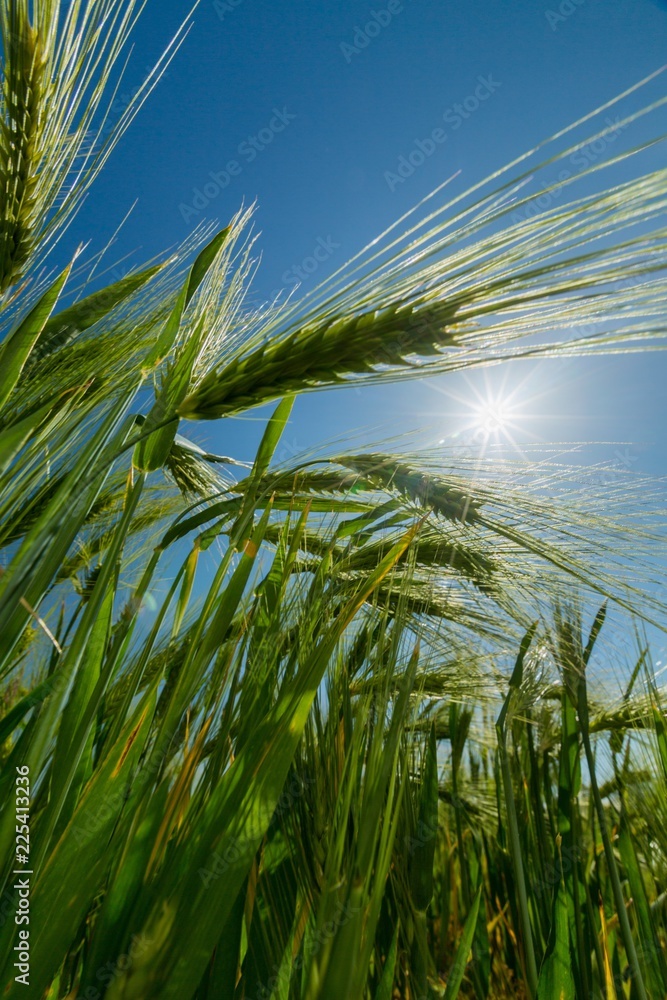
[473, 398, 512, 436]
[430, 369, 541, 454]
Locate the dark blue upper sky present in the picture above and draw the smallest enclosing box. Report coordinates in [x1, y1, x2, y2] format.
[72, 0, 667, 485]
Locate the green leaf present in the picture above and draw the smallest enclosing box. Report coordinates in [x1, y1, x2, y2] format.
[202, 882, 246, 999]
[77, 783, 171, 993]
[135, 227, 232, 471]
[497, 621, 538, 733]
[0, 693, 156, 996]
[443, 885, 483, 1000]
[33, 263, 163, 359]
[409, 722, 439, 911]
[495, 624, 540, 998]
[652, 702, 667, 785]
[141, 226, 231, 373]
[105, 522, 421, 999]
[0, 676, 53, 746]
[617, 814, 666, 997]
[375, 923, 399, 1000]
[13, 472, 146, 875]
[0, 389, 136, 674]
[0, 398, 64, 475]
[154, 501, 274, 753]
[0, 263, 71, 410]
[185, 227, 231, 307]
[234, 395, 295, 528]
[48, 575, 115, 844]
[536, 876, 575, 1000]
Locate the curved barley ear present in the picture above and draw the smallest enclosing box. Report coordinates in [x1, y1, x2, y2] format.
[0, 4, 47, 292]
[336, 453, 481, 523]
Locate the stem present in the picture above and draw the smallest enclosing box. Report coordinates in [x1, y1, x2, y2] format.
[496, 723, 539, 1000]
[579, 697, 648, 1000]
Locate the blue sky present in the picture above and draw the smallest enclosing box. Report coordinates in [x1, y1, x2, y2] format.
[72, 0, 667, 487]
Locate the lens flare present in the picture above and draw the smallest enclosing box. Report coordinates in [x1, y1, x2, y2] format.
[474, 399, 512, 436]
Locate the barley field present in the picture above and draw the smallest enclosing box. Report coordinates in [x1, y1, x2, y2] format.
[0, 2, 666, 998]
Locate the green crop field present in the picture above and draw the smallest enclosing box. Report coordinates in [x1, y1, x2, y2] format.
[0, 3, 665, 997]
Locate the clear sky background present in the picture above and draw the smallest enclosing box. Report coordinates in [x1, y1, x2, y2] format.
[70, 0, 667, 496]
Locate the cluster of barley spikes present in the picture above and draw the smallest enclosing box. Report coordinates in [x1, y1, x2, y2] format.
[0, 2, 666, 998]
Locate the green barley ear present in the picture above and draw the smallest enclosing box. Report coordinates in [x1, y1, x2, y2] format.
[336, 453, 481, 523]
[177, 298, 462, 419]
[164, 435, 229, 499]
[0, 1, 190, 295]
[0, 3, 47, 292]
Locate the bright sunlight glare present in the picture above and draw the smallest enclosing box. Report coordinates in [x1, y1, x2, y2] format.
[430, 368, 544, 456]
[474, 398, 513, 436]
